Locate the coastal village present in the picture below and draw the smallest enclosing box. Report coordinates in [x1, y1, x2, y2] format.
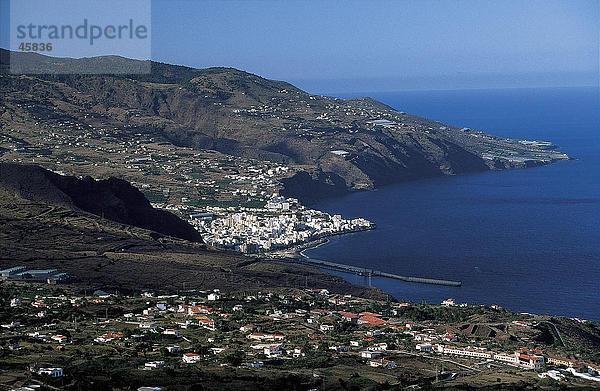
[1, 278, 599, 390]
[191, 195, 372, 253]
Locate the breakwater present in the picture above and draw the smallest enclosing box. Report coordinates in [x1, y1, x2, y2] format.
[294, 254, 462, 287]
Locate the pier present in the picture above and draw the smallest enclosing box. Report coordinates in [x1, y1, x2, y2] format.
[292, 256, 462, 287]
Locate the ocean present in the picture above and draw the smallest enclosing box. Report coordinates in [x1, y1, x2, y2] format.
[304, 86, 600, 320]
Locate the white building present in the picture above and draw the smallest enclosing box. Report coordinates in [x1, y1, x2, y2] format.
[263, 345, 283, 357]
[144, 361, 165, 369]
[439, 345, 493, 359]
[162, 329, 181, 337]
[416, 343, 433, 352]
[368, 343, 388, 351]
[360, 350, 383, 359]
[518, 353, 545, 370]
[494, 352, 519, 364]
[182, 353, 201, 364]
[36, 367, 63, 377]
[369, 359, 397, 369]
[441, 298, 456, 306]
[51, 335, 68, 344]
[207, 292, 221, 301]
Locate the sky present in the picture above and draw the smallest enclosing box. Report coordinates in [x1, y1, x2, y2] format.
[2, 0, 599, 92]
[150, 0, 599, 92]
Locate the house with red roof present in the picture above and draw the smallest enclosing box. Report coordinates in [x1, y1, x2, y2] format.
[196, 315, 215, 330]
[358, 315, 386, 326]
[337, 311, 359, 323]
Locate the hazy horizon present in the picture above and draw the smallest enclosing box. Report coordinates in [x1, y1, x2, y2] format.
[152, 0, 600, 92]
[1, 0, 598, 93]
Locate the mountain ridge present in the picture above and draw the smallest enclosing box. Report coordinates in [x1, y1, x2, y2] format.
[0, 50, 569, 202]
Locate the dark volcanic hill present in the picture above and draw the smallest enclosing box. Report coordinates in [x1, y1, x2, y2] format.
[0, 162, 202, 242]
[0, 50, 568, 200]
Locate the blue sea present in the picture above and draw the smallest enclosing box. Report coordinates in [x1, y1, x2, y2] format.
[305, 87, 600, 320]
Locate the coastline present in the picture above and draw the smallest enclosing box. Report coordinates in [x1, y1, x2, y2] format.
[253, 89, 595, 320]
[266, 224, 374, 260]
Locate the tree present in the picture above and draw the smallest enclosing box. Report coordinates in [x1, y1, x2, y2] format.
[225, 349, 244, 366]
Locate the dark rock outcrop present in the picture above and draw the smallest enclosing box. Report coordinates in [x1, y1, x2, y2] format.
[0, 162, 202, 242]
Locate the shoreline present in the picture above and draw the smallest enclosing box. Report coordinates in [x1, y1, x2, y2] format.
[283, 150, 569, 206]
[298, 237, 329, 258]
[266, 224, 374, 260]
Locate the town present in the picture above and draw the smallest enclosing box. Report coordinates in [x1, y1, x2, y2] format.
[190, 195, 373, 253]
[1, 279, 599, 390]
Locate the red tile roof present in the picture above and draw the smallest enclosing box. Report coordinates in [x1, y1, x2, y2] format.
[359, 315, 386, 326]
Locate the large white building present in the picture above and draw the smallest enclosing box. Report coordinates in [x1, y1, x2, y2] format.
[435, 345, 544, 370]
[36, 367, 63, 377]
[439, 345, 493, 359]
[416, 343, 433, 352]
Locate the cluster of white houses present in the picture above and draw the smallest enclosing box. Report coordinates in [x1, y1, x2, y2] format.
[194, 195, 372, 253]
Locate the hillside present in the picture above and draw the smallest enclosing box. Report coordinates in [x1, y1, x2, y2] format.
[0, 162, 202, 242]
[0, 50, 568, 201]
